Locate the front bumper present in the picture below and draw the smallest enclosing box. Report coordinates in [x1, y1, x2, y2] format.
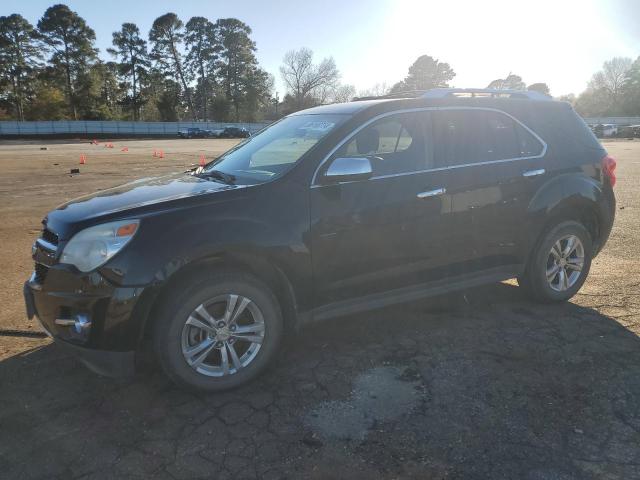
[23, 270, 145, 378]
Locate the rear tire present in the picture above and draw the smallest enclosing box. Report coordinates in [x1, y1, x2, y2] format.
[518, 221, 592, 303]
[153, 271, 283, 392]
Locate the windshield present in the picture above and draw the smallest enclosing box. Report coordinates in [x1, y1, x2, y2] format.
[203, 114, 347, 184]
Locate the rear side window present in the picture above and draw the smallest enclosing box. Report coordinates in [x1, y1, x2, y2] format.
[432, 109, 544, 167]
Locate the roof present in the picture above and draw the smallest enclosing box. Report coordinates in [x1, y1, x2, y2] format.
[290, 88, 560, 118]
[289, 99, 399, 116]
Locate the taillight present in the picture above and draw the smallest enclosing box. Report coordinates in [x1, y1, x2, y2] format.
[602, 155, 617, 187]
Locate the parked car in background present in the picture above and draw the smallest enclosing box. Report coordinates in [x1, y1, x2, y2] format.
[216, 126, 251, 138]
[24, 88, 616, 391]
[178, 128, 212, 139]
[591, 124, 619, 138]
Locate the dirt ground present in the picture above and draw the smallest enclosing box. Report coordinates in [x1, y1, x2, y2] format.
[0, 138, 639, 479]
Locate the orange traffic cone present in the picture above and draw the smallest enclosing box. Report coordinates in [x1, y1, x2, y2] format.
[159, 150, 164, 159]
[199, 154, 206, 167]
[79, 154, 86, 165]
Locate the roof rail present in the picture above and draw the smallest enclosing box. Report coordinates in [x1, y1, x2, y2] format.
[422, 88, 552, 101]
[352, 90, 428, 101]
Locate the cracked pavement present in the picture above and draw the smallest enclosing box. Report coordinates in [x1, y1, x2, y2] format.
[1, 140, 639, 479]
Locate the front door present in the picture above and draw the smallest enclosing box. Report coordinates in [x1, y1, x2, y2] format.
[309, 111, 454, 307]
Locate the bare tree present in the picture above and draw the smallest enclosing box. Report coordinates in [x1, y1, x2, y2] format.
[590, 57, 632, 100]
[330, 84, 356, 103]
[280, 47, 339, 110]
[357, 82, 391, 98]
[576, 57, 633, 117]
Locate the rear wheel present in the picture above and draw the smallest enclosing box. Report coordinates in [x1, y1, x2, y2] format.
[153, 271, 283, 391]
[518, 221, 592, 303]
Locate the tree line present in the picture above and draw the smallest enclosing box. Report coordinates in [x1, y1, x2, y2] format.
[1, 4, 639, 123]
[0, 5, 273, 122]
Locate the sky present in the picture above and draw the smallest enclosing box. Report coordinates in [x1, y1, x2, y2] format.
[3, 0, 640, 97]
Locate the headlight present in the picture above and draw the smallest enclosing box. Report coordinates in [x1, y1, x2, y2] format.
[60, 220, 139, 272]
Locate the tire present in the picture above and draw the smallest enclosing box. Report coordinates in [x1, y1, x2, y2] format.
[518, 221, 593, 303]
[153, 271, 283, 392]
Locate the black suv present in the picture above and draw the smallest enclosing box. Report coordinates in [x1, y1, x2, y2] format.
[24, 88, 616, 391]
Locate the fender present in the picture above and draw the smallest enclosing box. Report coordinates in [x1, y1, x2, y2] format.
[97, 201, 313, 349]
[526, 172, 612, 253]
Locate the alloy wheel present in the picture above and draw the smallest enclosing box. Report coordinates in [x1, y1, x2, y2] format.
[546, 234, 585, 292]
[180, 294, 265, 377]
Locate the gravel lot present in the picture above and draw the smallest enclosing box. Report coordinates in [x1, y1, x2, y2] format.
[0, 138, 638, 479]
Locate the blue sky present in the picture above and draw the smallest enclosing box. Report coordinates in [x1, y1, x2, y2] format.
[3, 0, 640, 96]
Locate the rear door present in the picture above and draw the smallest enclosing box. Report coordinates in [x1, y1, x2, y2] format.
[431, 108, 546, 273]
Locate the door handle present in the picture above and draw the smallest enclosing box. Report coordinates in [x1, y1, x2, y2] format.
[522, 168, 545, 177]
[417, 187, 446, 199]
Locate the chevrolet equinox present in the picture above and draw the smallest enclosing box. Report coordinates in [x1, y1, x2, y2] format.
[24, 88, 617, 391]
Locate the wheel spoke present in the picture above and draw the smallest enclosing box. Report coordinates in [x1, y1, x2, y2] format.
[186, 315, 216, 336]
[566, 258, 583, 271]
[195, 305, 217, 326]
[224, 295, 251, 326]
[563, 236, 577, 257]
[221, 343, 230, 375]
[231, 334, 263, 344]
[191, 344, 216, 368]
[551, 243, 562, 260]
[546, 264, 560, 281]
[558, 268, 568, 290]
[233, 323, 265, 335]
[226, 342, 242, 371]
[184, 338, 215, 362]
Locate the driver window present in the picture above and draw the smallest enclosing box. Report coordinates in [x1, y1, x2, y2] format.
[336, 112, 426, 176]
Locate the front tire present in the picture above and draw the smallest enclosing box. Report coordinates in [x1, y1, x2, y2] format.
[518, 221, 593, 303]
[153, 271, 283, 392]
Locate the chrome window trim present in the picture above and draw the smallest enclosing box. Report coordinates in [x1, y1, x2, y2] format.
[310, 106, 548, 187]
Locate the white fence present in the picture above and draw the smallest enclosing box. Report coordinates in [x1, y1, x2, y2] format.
[0, 121, 269, 136]
[584, 117, 640, 126]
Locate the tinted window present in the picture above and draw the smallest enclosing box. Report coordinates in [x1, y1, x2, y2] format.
[432, 109, 543, 167]
[337, 112, 426, 176]
[432, 110, 491, 167]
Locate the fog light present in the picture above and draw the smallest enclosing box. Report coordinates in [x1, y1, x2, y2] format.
[55, 314, 92, 339]
[73, 314, 91, 334]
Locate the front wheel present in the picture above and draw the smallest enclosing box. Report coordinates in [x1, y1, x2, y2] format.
[153, 272, 283, 391]
[518, 221, 593, 303]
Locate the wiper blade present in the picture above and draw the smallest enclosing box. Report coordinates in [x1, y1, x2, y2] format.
[196, 169, 236, 185]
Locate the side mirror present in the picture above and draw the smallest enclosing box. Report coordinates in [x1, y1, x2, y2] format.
[322, 157, 373, 184]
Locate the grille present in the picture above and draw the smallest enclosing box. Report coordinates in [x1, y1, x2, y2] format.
[41, 229, 59, 246]
[34, 263, 49, 284]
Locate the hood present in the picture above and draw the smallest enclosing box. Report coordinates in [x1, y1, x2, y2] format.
[45, 173, 241, 236]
